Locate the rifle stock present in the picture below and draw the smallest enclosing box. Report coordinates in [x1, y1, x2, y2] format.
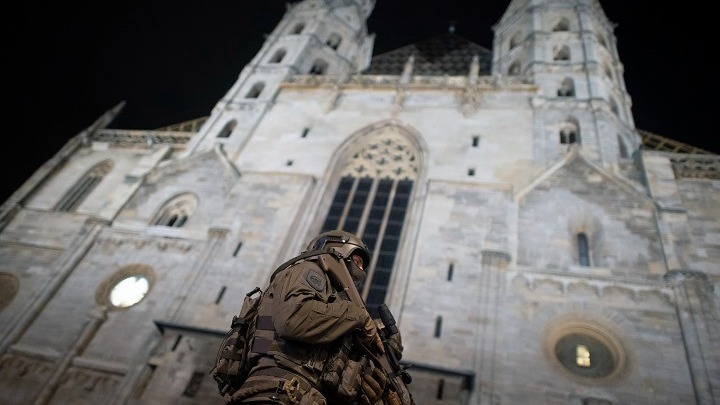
[317, 252, 415, 405]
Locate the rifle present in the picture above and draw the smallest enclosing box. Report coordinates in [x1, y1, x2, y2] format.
[317, 250, 415, 405]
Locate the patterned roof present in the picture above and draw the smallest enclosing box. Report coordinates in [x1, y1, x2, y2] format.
[363, 33, 492, 76]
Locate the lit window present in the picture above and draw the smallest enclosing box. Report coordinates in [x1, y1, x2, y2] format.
[97, 265, 154, 310]
[576, 344, 591, 367]
[555, 332, 618, 379]
[109, 276, 150, 308]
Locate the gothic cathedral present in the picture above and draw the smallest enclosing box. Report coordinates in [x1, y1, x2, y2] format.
[1, 1, 718, 404]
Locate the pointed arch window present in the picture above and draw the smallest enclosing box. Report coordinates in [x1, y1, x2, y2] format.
[603, 64, 613, 81]
[577, 232, 591, 266]
[609, 98, 619, 117]
[553, 45, 571, 61]
[246, 82, 265, 99]
[320, 129, 419, 317]
[326, 33, 342, 51]
[217, 120, 237, 138]
[151, 193, 198, 228]
[553, 17, 570, 32]
[617, 134, 629, 159]
[55, 159, 113, 212]
[309, 59, 328, 75]
[509, 31, 522, 50]
[559, 120, 579, 144]
[508, 61, 521, 76]
[270, 48, 287, 63]
[291, 22, 305, 35]
[557, 77, 575, 97]
[597, 33, 608, 48]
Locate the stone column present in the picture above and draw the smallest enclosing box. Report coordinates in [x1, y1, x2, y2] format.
[0, 218, 107, 355]
[664, 270, 719, 405]
[32, 306, 108, 405]
[475, 249, 511, 405]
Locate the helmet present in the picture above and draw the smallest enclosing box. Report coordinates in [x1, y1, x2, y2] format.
[305, 230, 371, 266]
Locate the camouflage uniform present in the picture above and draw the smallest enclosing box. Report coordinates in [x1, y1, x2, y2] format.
[230, 257, 371, 404]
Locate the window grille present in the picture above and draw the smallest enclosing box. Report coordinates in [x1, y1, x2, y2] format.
[319, 130, 419, 317]
[55, 159, 113, 212]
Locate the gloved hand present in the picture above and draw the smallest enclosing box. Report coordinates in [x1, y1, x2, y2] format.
[360, 315, 385, 354]
[359, 364, 387, 405]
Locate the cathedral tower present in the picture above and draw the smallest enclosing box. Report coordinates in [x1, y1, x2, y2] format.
[185, 0, 376, 160]
[0, 1, 717, 404]
[492, 0, 639, 168]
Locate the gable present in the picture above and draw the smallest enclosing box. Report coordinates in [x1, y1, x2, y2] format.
[516, 157, 664, 277]
[117, 148, 240, 226]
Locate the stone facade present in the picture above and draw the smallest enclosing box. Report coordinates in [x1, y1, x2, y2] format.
[1, 1, 718, 404]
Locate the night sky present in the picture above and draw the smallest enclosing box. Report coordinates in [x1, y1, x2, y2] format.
[4, 1, 716, 203]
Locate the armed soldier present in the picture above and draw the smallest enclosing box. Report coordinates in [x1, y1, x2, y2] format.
[225, 230, 412, 405]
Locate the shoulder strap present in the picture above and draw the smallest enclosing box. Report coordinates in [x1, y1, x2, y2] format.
[269, 249, 338, 282]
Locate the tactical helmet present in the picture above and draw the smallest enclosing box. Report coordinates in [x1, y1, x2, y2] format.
[305, 230, 371, 266]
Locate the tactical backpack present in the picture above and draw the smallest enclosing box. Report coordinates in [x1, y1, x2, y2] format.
[210, 249, 358, 401]
[211, 286, 263, 398]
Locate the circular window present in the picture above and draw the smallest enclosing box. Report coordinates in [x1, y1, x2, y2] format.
[555, 333, 615, 378]
[0, 273, 20, 311]
[546, 322, 626, 383]
[109, 275, 150, 308]
[96, 265, 154, 309]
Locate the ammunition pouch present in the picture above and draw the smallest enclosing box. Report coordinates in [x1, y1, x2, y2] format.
[320, 338, 371, 404]
[320, 350, 347, 392]
[338, 357, 368, 402]
[230, 370, 327, 405]
[297, 387, 327, 405]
